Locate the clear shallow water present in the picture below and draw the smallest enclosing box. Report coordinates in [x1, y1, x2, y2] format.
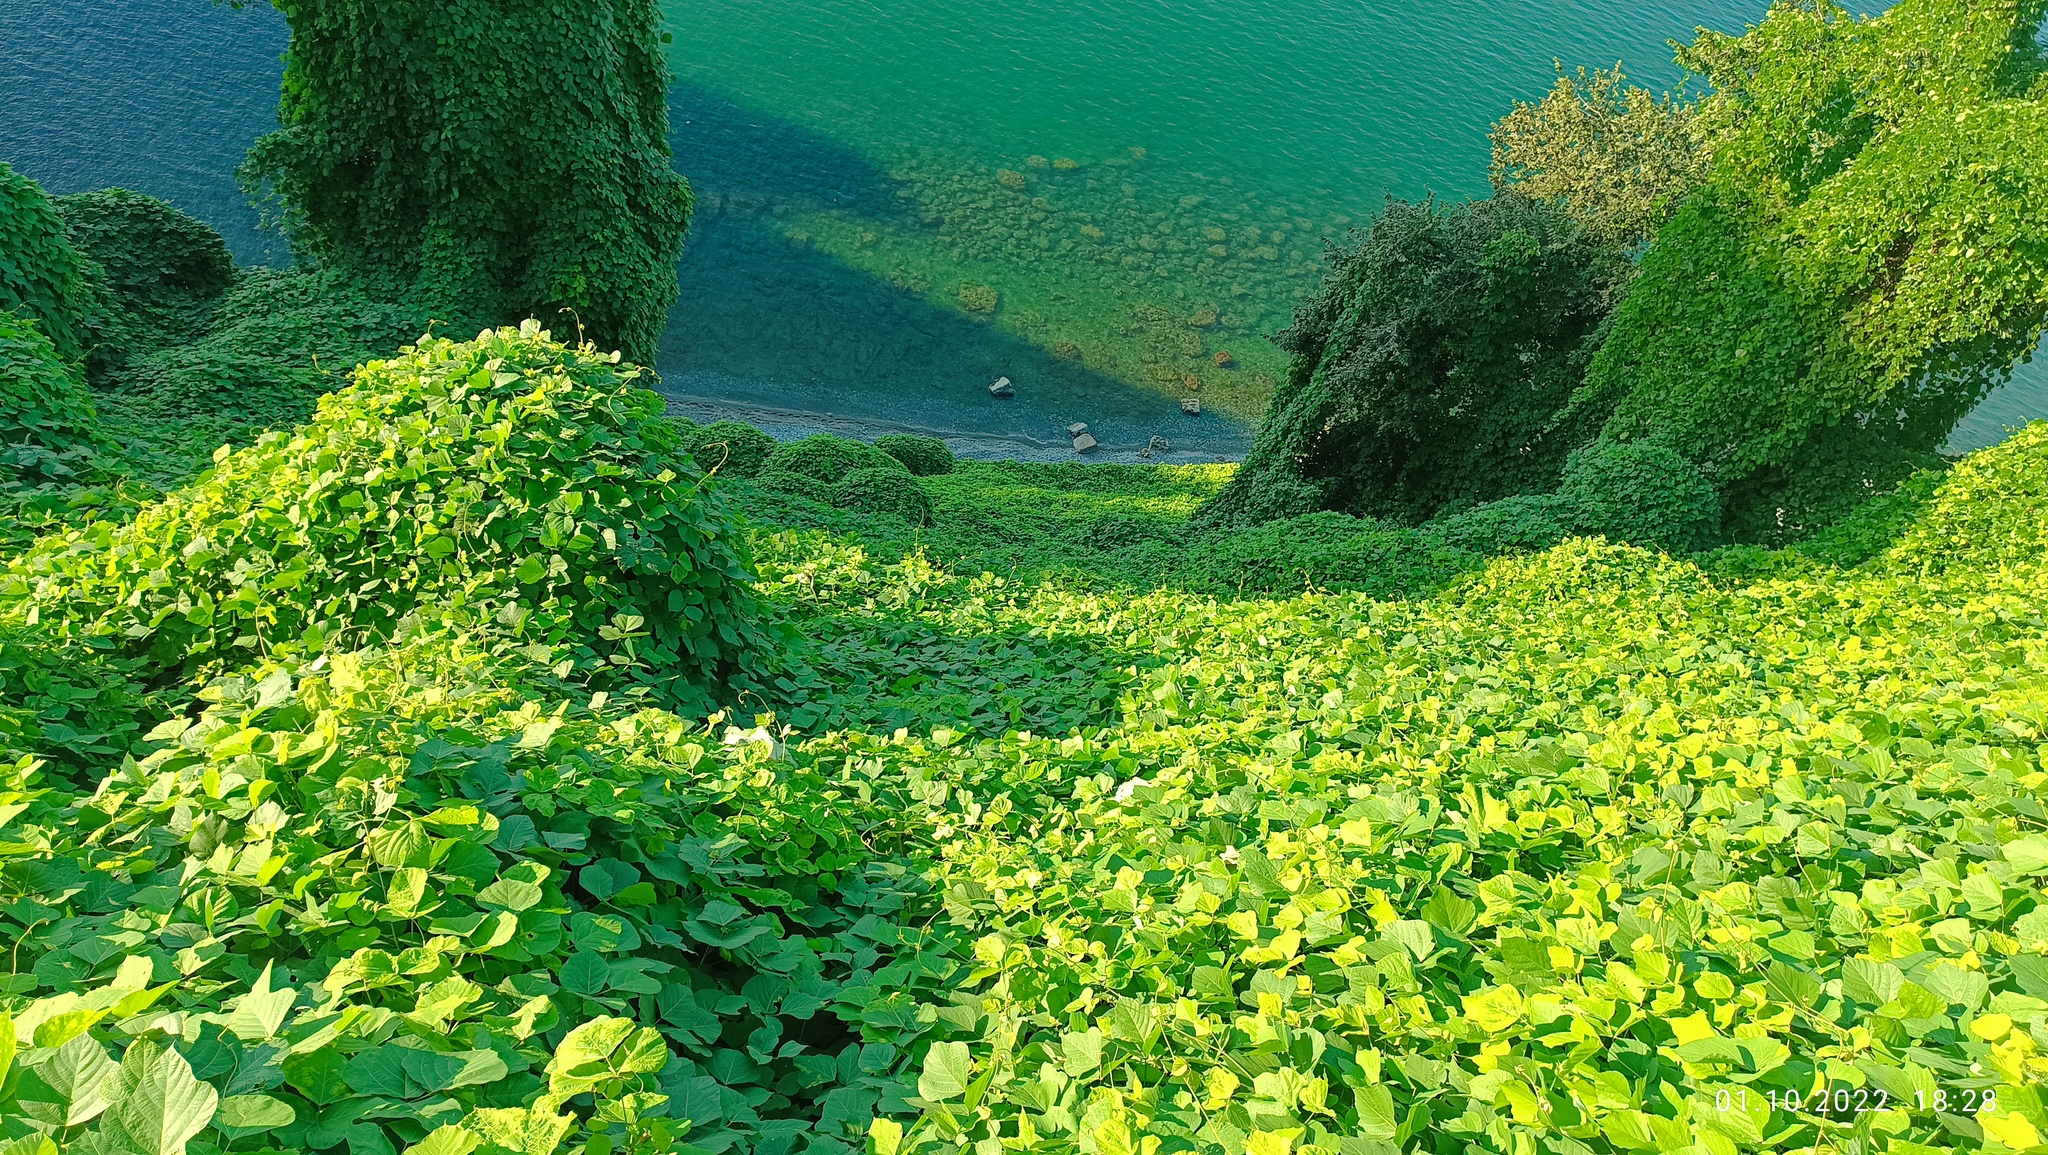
[2, 0, 2043, 458]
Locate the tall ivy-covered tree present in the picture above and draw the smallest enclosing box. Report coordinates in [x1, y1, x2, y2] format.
[1573, 0, 2048, 491]
[243, 0, 693, 362]
[1200, 196, 1622, 528]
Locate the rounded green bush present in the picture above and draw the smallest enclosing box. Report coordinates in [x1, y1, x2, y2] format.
[875, 433, 955, 476]
[755, 467, 840, 506]
[762, 434, 906, 486]
[3, 323, 760, 708]
[682, 420, 776, 479]
[1557, 440, 1721, 552]
[54, 188, 234, 301]
[0, 163, 94, 363]
[834, 466, 933, 524]
[1425, 492, 1570, 555]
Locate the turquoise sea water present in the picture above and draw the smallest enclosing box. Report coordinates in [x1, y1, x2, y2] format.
[2, 0, 2042, 458]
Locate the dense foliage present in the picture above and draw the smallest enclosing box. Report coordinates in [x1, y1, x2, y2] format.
[680, 423, 778, 482]
[1577, 0, 2048, 489]
[54, 189, 237, 380]
[4, 325, 759, 711]
[1553, 442, 1721, 554]
[1490, 65, 1715, 249]
[0, 312, 110, 544]
[1204, 197, 1622, 528]
[7, 1, 2048, 1151]
[7, 358, 2048, 1155]
[242, 0, 693, 361]
[0, 162, 95, 364]
[100, 269, 428, 457]
[874, 436, 956, 478]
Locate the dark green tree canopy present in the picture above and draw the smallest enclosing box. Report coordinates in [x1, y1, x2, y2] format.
[1577, 0, 2048, 487]
[244, 0, 693, 362]
[1203, 196, 1622, 528]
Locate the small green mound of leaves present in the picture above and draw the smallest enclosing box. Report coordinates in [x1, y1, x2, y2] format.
[55, 187, 236, 379]
[678, 420, 776, 480]
[874, 434, 955, 477]
[834, 466, 932, 524]
[1555, 440, 1722, 552]
[6, 323, 760, 711]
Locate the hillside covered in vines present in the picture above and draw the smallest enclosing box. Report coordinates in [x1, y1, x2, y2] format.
[3, 0, 2048, 1153]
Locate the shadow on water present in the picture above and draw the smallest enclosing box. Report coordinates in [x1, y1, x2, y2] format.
[661, 87, 1250, 462]
[670, 82, 911, 223]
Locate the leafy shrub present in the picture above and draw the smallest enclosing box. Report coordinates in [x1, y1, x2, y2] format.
[54, 187, 236, 376]
[755, 467, 841, 506]
[762, 434, 906, 486]
[0, 162, 94, 362]
[1490, 63, 1714, 248]
[0, 312, 120, 547]
[55, 187, 234, 299]
[1557, 439, 1721, 551]
[679, 418, 775, 478]
[1182, 510, 1478, 597]
[834, 466, 932, 524]
[1720, 424, 1947, 548]
[874, 432, 955, 476]
[5, 323, 760, 708]
[1204, 196, 1620, 527]
[1425, 490, 1571, 554]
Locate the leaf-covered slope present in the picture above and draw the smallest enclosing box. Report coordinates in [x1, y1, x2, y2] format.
[4, 414, 2048, 1155]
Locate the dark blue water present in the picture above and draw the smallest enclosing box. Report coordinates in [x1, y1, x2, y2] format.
[2, 0, 2042, 456]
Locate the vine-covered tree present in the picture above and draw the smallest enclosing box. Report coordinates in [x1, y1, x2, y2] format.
[243, 0, 692, 361]
[1573, 0, 2048, 492]
[1200, 196, 1622, 528]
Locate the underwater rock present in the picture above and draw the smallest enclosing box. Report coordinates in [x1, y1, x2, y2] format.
[1203, 226, 1228, 243]
[1052, 342, 1081, 361]
[1188, 309, 1218, 328]
[1182, 398, 1202, 416]
[998, 169, 1027, 189]
[1026, 155, 1050, 169]
[989, 376, 1015, 398]
[1208, 244, 1229, 258]
[1079, 225, 1105, 241]
[1072, 432, 1099, 453]
[1215, 350, 1235, 368]
[1182, 374, 1202, 392]
[956, 282, 999, 314]
[1053, 157, 1080, 170]
[1067, 421, 1090, 436]
[1129, 147, 1147, 160]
